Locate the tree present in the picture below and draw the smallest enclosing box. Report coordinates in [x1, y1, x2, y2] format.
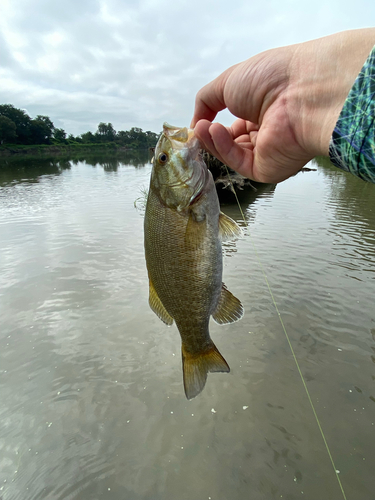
[81, 131, 97, 143]
[127, 127, 149, 148]
[116, 130, 130, 145]
[0, 104, 31, 143]
[53, 128, 67, 143]
[0, 115, 17, 144]
[29, 115, 55, 144]
[0, 103, 161, 148]
[36, 115, 54, 142]
[145, 130, 159, 148]
[97, 122, 116, 142]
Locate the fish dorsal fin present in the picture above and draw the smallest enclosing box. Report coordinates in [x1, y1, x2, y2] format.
[212, 283, 244, 324]
[219, 212, 242, 241]
[182, 341, 230, 400]
[148, 279, 174, 325]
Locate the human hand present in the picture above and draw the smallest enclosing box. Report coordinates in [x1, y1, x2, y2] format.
[191, 29, 375, 183]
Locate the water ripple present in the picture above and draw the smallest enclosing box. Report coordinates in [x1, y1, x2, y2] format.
[1, 160, 375, 499]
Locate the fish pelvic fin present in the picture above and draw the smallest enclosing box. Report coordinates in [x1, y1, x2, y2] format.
[212, 283, 244, 325]
[182, 342, 230, 400]
[219, 212, 243, 241]
[148, 279, 174, 326]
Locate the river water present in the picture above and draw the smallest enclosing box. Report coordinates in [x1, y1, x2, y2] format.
[0, 152, 374, 500]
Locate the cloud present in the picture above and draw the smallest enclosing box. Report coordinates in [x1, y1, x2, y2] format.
[0, 0, 374, 135]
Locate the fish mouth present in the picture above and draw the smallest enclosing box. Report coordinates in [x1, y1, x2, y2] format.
[163, 123, 194, 145]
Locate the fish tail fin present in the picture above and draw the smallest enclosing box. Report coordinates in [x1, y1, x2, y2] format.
[181, 342, 230, 400]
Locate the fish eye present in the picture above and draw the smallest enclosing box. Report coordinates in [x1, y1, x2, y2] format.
[158, 152, 168, 164]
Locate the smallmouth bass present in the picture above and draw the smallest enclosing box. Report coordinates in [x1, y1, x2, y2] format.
[144, 123, 244, 399]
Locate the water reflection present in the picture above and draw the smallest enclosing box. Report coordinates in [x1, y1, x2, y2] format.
[1, 157, 375, 499]
[82, 149, 150, 170]
[220, 182, 277, 258]
[0, 157, 72, 186]
[0, 149, 150, 186]
[314, 156, 375, 275]
[216, 179, 277, 206]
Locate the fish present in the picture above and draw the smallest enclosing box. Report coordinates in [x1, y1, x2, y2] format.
[144, 123, 244, 399]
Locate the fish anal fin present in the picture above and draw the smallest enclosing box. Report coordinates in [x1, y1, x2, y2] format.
[149, 279, 174, 325]
[212, 283, 244, 325]
[219, 212, 242, 241]
[182, 342, 230, 400]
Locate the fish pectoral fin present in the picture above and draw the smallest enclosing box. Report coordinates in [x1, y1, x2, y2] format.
[148, 279, 174, 326]
[184, 210, 206, 250]
[219, 212, 243, 241]
[212, 283, 244, 324]
[182, 342, 230, 400]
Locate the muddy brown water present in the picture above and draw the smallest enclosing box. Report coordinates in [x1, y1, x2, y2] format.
[0, 154, 374, 500]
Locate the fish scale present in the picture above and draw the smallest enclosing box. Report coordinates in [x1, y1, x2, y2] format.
[144, 123, 244, 399]
[145, 185, 221, 346]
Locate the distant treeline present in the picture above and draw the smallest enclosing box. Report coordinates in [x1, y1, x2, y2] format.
[0, 104, 159, 149]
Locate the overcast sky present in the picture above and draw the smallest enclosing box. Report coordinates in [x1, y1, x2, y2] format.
[0, 0, 374, 136]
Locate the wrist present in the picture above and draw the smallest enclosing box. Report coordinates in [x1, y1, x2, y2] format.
[290, 29, 375, 158]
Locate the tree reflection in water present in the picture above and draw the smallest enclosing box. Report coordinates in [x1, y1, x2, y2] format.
[0, 150, 151, 186]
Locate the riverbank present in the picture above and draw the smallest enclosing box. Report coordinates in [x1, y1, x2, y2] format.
[0, 142, 129, 157]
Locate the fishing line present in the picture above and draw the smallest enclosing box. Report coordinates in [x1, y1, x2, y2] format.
[224, 165, 347, 500]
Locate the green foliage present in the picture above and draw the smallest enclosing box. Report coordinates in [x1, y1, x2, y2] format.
[97, 122, 116, 142]
[115, 127, 159, 149]
[0, 103, 160, 150]
[0, 105, 56, 145]
[0, 116, 17, 143]
[29, 115, 55, 144]
[80, 131, 96, 143]
[53, 128, 67, 143]
[0, 104, 31, 144]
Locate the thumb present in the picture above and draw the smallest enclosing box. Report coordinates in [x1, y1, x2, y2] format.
[191, 66, 239, 128]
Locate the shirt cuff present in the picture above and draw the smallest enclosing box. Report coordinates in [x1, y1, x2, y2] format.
[329, 44, 375, 183]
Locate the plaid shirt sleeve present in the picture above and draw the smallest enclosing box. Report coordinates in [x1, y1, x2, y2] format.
[329, 45, 375, 183]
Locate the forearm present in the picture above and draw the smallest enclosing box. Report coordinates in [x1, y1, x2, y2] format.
[290, 28, 375, 158]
